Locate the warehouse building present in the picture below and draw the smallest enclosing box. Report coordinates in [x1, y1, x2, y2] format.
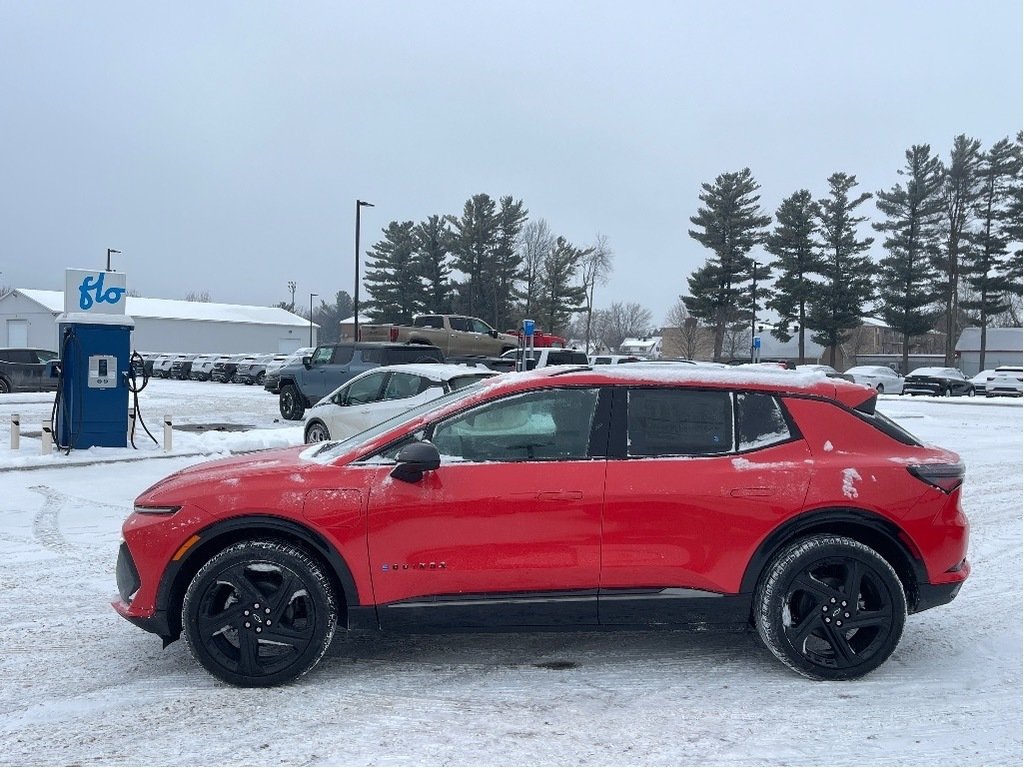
[0, 289, 317, 353]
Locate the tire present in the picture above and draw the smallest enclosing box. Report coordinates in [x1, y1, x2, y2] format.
[754, 535, 906, 681]
[967, 386, 976, 397]
[944, 386, 952, 397]
[0, 377, 10, 394]
[255, 372, 266, 386]
[304, 420, 331, 444]
[182, 540, 337, 687]
[279, 384, 305, 420]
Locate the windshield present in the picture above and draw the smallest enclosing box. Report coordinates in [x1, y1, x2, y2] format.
[309, 380, 488, 461]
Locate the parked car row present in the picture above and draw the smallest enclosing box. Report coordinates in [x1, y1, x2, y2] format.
[139, 349, 314, 386]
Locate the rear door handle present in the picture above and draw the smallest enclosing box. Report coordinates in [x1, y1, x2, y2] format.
[537, 491, 583, 501]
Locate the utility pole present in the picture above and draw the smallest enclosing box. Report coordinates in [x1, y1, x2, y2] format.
[354, 199, 374, 342]
[106, 248, 120, 271]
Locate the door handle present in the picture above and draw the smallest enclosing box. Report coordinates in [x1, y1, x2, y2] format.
[729, 487, 772, 498]
[537, 491, 583, 501]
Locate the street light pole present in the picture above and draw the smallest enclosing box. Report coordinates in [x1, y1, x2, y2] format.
[106, 248, 121, 271]
[749, 259, 759, 363]
[354, 199, 374, 342]
[287, 280, 296, 311]
[309, 293, 318, 347]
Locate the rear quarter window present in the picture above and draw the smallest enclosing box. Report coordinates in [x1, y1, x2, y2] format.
[736, 392, 795, 451]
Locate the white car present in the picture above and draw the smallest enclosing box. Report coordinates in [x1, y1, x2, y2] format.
[303, 363, 496, 443]
[844, 365, 905, 394]
[970, 369, 996, 395]
[986, 365, 1023, 397]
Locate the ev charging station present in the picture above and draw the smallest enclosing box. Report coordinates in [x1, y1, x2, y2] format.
[55, 268, 134, 449]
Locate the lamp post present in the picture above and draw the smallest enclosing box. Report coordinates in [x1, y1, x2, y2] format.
[287, 280, 297, 311]
[354, 199, 374, 342]
[749, 259, 761, 363]
[309, 293, 318, 347]
[106, 248, 121, 271]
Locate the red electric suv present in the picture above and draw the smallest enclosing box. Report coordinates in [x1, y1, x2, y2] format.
[114, 366, 969, 686]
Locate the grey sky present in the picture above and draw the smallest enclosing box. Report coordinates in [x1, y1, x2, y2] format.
[1, 1, 1020, 326]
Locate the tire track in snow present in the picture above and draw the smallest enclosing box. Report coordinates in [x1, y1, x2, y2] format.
[28, 485, 127, 558]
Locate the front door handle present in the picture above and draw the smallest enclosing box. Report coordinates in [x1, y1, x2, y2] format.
[729, 487, 772, 498]
[537, 491, 583, 501]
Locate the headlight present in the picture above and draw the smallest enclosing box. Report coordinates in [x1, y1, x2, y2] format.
[133, 504, 181, 515]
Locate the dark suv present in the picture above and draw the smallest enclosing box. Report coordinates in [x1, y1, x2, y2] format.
[0, 348, 60, 393]
[270, 342, 444, 420]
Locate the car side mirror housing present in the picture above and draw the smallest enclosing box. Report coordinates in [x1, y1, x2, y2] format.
[489, 329, 498, 338]
[302, 356, 312, 369]
[391, 440, 441, 483]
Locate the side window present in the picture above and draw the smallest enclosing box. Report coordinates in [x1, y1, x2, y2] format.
[384, 373, 423, 400]
[469, 318, 492, 334]
[431, 388, 600, 462]
[627, 389, 733, 456]
[312, 347, 334, 365]
[414, 315, 442, 329]
[448, 316, 470, 332]
[346, 372, 387, 404]
[736, 392, 793, 451]
[331, 346, 354, 364]
[359, 348, 381, 364]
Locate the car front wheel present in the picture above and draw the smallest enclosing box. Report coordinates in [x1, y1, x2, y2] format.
[754, 534, 906, 681]
[304, 420, 331, 443]
[279, 384, 305, 420]
[182, 540, 337, 687]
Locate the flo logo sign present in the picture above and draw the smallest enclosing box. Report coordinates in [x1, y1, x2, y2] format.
[63, 269, 128, 315]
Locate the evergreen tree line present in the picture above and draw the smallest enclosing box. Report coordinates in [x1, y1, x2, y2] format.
[361, 193, 613, 346]
[684, 133, 1022, 368]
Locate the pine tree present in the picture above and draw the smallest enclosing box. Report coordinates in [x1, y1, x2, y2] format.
[936, 135, 984, 365]
[684, 169, 771, 361]
[483, 196, 528, 330]
[449, 194, 498, 319]
[764, 190, 821, 363]
[535, 237, 589, 335]
[873, 145, 945, 374]
[962, 137, 1020, 369]
[806, 173, 875, 366]
[363, 220, 424, 323]
[998, 132, 1023, 314]
[414, 215, 453, 313]
[314, 291, 354, 343]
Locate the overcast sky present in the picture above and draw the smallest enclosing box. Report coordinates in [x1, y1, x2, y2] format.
[1, 1, 1020, 325]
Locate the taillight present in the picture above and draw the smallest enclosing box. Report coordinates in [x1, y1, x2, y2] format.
[908, 462, 965, 493]
[389, 327, 399, 342]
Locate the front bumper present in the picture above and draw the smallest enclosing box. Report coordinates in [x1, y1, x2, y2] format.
[114, 541, 177, 640]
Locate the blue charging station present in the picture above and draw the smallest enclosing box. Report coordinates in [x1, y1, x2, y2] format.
[55, 269, 134, 450]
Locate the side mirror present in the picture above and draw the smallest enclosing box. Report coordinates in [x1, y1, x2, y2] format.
[302, 356, 312, 369]
[391, 440, 441, 483]
[489, 329, 498, 338]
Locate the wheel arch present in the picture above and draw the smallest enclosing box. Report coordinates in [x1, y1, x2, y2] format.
[157, 514, 361, 640]
[740, 507, 927, 612]
[304, 418, 330, 442]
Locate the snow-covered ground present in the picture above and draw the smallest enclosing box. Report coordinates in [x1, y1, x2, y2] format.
[0, 381, 1020, 766]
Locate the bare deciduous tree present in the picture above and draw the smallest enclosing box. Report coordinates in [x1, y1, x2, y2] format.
[185, 290, 212, 302]
[595, 302, 653, 352]
[518, 219, 554, 319]
[579, 234, 613, 352]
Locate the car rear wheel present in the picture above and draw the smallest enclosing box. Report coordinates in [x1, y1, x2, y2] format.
[0, 377, 10, 394]
[944, 386, 952, 397]
[182, 540, 337, 687]
[255, 372, 266, 386]
[279, 384, 305, 420]
[754, 535, 906, 681]
[304, 420, 331, 443]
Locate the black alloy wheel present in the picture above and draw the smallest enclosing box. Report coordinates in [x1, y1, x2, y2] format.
[182, 540, 337, 687]
[279, 384, 305, 420]
[754, 535, 906, 681]
[304, 421, 331, 444]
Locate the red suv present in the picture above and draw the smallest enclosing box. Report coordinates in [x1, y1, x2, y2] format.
[114, 366, 969, 686]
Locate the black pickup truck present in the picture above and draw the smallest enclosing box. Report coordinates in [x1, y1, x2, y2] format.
[266, 342, 444, 420]
[0, 348, 61, 394]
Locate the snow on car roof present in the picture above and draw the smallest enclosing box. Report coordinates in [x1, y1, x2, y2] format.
[909, 367, 960, 376]
[351, 362, 497, 381]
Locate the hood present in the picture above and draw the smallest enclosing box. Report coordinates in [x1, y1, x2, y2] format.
[135, 445, 318, 505]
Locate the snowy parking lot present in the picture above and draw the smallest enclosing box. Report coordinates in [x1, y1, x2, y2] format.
[0, 380, 1020, 766]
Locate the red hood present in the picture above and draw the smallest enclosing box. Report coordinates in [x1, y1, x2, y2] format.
[135, 445, 317, 506]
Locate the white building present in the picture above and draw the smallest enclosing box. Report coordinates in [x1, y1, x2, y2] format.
[0, 289, 316, 353]
[619, 336, 663, 358]
[955, 327, 1023, 376]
